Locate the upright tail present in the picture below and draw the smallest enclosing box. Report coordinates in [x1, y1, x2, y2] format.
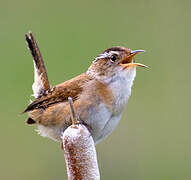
[25, 32, 50, 98]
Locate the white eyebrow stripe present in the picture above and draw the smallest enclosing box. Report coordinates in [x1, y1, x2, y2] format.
[94, 51, 120, 63]
[94, 52, 110, 63]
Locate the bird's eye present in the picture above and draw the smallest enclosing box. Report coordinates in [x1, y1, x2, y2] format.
[111, 55, 117, 62]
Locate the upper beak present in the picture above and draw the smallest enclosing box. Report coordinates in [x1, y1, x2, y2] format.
[119, 49, 148, 68]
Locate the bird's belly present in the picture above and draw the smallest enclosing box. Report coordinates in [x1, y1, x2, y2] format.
[94, 114, 122, 144]
[86, 103, 122, 144]
[35, 103, 121, 144]
[87, 103, 112, 143]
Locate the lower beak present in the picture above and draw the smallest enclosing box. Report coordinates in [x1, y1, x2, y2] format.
[119, 50, 148, 68]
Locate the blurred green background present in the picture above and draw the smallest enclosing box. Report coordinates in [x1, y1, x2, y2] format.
[0, 0, 191, 179]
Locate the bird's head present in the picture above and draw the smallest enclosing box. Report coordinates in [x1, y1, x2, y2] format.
[87, 46, 147, 83]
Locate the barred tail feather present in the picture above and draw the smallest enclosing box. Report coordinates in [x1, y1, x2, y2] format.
[25, 32, 50, 98]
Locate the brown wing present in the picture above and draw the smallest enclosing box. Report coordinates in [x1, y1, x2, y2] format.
[23, 73, 92, 113]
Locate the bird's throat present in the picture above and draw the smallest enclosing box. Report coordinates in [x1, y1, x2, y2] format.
[108, 68, 136, 113]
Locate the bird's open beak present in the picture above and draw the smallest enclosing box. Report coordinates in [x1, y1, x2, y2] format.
[119, 50, 148, 68]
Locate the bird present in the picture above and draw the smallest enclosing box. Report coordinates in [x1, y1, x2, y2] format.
[23, 32, 147, 145]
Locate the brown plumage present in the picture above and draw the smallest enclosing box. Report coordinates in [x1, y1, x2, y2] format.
[24, 32, 114, 128]
[23, 32, 146, 143]
[24, 73, 93, 113]
[23, 44, 114, 127]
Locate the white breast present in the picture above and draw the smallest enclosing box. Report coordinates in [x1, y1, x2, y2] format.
[108, 67, 136, 113]
[94, 67, 137, 144]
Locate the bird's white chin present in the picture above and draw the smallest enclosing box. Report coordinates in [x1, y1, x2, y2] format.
[123, 66, 137, 84]
[122, 66, 136, 77]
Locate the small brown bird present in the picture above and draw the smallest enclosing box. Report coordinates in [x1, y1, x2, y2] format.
[24, 32, 147, 145]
